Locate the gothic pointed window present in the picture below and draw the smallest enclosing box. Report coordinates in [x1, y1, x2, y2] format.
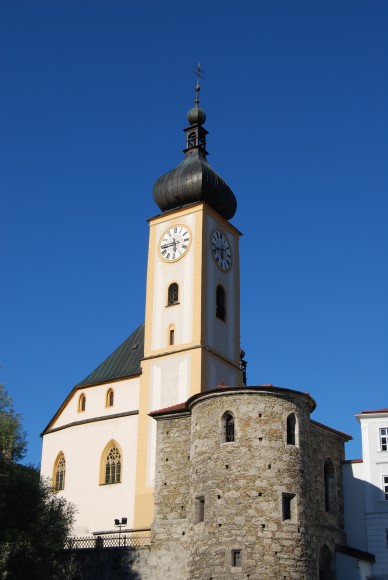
[78, 393, 86, 412]
[168, 283, 179, 306]
[102, 442, 122, 485]
[54, 452, 66, 491]
[216, 285, 226, 321]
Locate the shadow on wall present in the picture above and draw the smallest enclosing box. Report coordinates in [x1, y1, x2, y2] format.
[343, 463, 388, 551]
[50, 547, 143, 580]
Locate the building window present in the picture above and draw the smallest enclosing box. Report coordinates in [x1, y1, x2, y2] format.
[380, 428, 388, 451]
[216, 285, 226, 321]
[106, 388, 114, 408]
[169, 326, 175, 345]
[188, 131, 196, 148]
[282, 493, 296, 521]
[383, 476, 388, 500]
[167, 283, 179, 306]
[231, 550, 241, 567]
[195, 496, 205, 523]
[78, 393, 86, 412]
[103, 443, 121, 485]
[286, 413, 296, 445]
[54, 453, 66, 491]
[222, 412, 235, 442]
[324, 459, 336, 514]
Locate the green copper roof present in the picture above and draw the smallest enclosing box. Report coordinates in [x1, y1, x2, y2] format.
[76, 323, 144, 387]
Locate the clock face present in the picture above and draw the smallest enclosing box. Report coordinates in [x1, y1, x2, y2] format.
[159, 225, 191, 262]
[211, 230, 232, 271]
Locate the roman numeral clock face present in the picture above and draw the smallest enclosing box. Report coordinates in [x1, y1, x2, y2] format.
[211, 230, 232, 271]
[159, 225, 191, 261]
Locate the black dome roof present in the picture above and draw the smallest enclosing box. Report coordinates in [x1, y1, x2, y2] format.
[152, 96, 237, 221]
[153, 150, 236, 220]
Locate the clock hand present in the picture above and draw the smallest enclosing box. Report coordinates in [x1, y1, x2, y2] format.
[215, 245, 225, 257]
[161, 241, 177, 250]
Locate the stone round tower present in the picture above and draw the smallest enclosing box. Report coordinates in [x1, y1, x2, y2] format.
[149, 386, 348, 580]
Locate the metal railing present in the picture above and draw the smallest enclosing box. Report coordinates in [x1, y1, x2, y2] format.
[64, 534, 150, 550]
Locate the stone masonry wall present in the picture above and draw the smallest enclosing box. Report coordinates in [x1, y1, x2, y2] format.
[144, 388, 348, 580]
[140, 414, 191, 579]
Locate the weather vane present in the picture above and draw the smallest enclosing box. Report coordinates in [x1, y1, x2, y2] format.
[193, 62, 204, 105]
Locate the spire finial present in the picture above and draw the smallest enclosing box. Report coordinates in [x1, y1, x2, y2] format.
[193, 62, 204, 106]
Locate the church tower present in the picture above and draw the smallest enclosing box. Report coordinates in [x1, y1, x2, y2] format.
[134, 76, 243, 527]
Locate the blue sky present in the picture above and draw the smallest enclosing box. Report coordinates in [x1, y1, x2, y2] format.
[1, 0, 387, 465]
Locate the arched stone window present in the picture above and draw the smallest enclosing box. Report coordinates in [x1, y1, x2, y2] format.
[286, 413, 297, 445]
[222, 412, 235, 443]
[101, 441, 122, 485]
[324, 459, 336, 514]
[106, 388, 114, 408]
[216, 285, 226, 321]
[53, 452, 66, 491]
[78, 393, 86, 412]
[167, 283, 179, 306]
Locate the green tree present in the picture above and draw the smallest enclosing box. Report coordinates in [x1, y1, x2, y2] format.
[0, 384, 26, 464]
[0, 385, 75, 579]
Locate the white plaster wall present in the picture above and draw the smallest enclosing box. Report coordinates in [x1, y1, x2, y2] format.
[342, 462, 368, 551]
[206, 356, 241, 390]
[146, 354, 191, 486]
[335, 553, 372, 580]
[360, 416, 388, 508]
[358, 414, 388, 576]
[366, 514, 388, 575]
[205, 214, 239, 362]
[152, 214, 195, 350]
[50, 377, 140, 429]
[40, 377, 140, 535]
[148, 355, 190, 413]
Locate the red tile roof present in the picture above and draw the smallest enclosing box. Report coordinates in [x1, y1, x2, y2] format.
[150, 402, 187, 415]
[361, 408, 388, 414]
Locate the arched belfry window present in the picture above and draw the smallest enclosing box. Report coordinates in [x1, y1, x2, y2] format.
[101, 442, 122, 485]
[106, 388, 114, 408]
[78, 393, 86, 412]
[324, 459, 336, 514]
[286, 413, 297, 446]
[168, 283, 179, 306]
[53, 452, 66, 491]
[216, 285, 226, 321]
[188, 131, 196, 148]
[222, 412, 235, 443]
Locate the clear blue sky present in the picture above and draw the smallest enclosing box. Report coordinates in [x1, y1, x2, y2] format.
[1, 1, 387, 466]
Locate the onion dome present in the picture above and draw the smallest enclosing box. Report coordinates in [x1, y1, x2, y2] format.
[153, 80, 237, 221]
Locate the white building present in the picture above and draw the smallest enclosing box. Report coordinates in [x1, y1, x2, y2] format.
[343, 408, 388, 579]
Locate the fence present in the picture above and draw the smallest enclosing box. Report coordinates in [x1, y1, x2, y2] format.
[64, 534, 150, 550]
